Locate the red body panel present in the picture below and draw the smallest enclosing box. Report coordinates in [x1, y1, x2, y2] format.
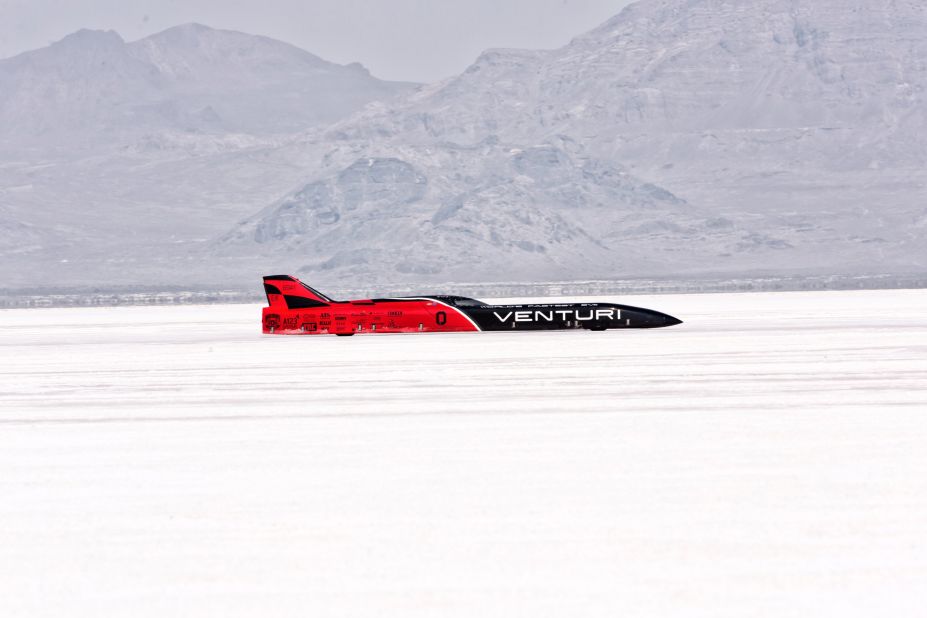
[261, 278, 479, 335]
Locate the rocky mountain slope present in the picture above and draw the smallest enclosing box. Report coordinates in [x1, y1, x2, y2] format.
[216, 144, 755, 284]
[213, 0, 926, 287]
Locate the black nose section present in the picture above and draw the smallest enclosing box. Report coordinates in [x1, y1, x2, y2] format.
[635, 310, 682, 328]
[663, 314, 683, 327]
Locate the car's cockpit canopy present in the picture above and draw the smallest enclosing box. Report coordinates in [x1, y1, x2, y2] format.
[428, 295, 487, 308]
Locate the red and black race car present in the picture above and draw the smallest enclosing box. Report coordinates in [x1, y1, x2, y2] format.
[262, 275, 682, 336]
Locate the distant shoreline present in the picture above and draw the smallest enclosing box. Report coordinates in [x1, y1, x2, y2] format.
[2, 273, 925, 309]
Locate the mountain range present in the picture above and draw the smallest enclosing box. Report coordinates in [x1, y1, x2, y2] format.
[0, 24, 414, 145]
[1, 0, 925, 294]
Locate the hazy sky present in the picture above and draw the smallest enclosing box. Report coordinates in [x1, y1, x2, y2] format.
[0, 0, 634, 82]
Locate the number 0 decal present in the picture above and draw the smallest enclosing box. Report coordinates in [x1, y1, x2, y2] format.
[436, 311, 447, 325]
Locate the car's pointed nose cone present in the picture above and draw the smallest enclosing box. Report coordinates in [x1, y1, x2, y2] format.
[659, 313, 683, 327]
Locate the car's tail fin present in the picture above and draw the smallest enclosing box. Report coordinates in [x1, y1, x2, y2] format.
[262, 275, 333, 309]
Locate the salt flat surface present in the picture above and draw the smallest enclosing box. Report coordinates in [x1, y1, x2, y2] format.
[1, 290, 926, 617]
